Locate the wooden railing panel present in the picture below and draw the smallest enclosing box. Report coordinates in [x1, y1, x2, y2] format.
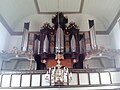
[21, 75, 30, 87]
[1, 75, 11, 87]
[69, 73, 78, 85]
[100, 72, 111, 84]
[89, 73, 100, 85]
[31, 74, 40, 87]
[11, 75, 21, 87]
[110, 72, 120, 84]
[79, 73, 89, 85]
[42, 74, 50, 86]
[0, 68, 120, 88]
[0, 75, 1, 87]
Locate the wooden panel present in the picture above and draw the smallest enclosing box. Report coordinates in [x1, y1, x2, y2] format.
[31, 74, 40, 86]
[1, 75, 11, 87]
[21, 75, 30, 87]
[47, 59, 73, 68]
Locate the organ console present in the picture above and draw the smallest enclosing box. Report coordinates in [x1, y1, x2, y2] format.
[27, 12, 92, 70]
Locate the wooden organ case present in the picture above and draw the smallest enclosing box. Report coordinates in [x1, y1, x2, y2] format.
[27, 12, 92, 70]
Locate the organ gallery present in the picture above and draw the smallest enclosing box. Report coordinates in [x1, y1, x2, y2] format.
[24, 12, 95, 70]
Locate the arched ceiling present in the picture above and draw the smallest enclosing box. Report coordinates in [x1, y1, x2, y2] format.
[0, 0, 120, 34]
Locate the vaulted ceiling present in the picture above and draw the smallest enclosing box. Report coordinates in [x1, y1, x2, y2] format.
[0, 0, 120, 34]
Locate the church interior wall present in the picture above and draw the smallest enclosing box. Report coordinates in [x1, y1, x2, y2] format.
[0, 22, 11, 69]
[96, 35, 111, 49]
[109, 21, 120, 49]
[0, 22, 22, 52]
[7, 36, 22, 50]
[15, 14, 105, 32]
[0, 14, 120, 70]
[109, 21, 120, 68]
[0, 22, 11, 52]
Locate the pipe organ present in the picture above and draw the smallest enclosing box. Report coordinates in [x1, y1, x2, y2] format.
[27, 12, 92, 70]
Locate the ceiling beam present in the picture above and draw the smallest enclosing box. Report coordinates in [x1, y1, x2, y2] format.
[0, 14, 24, 36]
[96, 31, 108, 35]
[0, 14, 14, 35]
[0, 14, 108, 35]
[11, 32, 23, 35]
[39, 12, 81, 14]
[34, 0, 40, 14]
[79, 0, 85, 13]
[106, 10, 120, 34]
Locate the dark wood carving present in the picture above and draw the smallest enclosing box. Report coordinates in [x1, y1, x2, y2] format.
[52, 12, 68, 30]
[27, 12, 91, 70]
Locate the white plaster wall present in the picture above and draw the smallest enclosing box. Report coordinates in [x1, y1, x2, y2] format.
[0, 22, 11, 52]
[109, 21, 120, 68]
[15, 14, 53, 32]
[15, 14, 106, 32]
[109, 22, 120, 49]
[7, 35, 22, 50]
[67, 14, 106, 31]
[0, 22, 11, 69]
[0, 21, 22, 51]
[96, 35, 111, 49]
